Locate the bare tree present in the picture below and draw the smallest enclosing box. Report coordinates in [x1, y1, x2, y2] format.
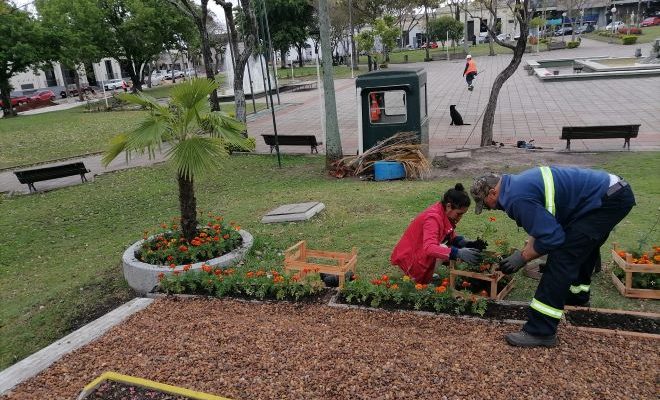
[477, 0, 533, 146]
[214, 0, 258, 126]
[168, 0, 222, 110]
[558, 0, 588, 41]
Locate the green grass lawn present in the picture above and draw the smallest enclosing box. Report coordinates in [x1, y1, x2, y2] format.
[0, 102, 266, 169]
[276, 65, 365, 80]
[1, 152, 658, 369]
[584, 25, 660, 44]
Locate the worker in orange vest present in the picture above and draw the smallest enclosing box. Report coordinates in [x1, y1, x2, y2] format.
[463, 55, 478, 91]
[370, 92, 382, 122]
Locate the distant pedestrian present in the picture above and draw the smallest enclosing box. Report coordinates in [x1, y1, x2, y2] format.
[463, 55, 478, 91]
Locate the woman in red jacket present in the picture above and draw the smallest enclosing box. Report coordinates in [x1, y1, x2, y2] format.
[390, 183, 483, 283]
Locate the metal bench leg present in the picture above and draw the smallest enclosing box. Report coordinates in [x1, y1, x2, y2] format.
[311, 145, 318, 154]
[566, 139, 571, 151]
[28, 183, 36, 193]
[623, 138, 630, 150]
[80, 173, 88, 183]
[270, 145, 274, 153]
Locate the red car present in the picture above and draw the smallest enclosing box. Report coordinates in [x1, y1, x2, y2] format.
[28, 90, 56, 102]
[0, 94, 29, 108]
[420, 41, 439, 49]
[641, 17, 660, 27]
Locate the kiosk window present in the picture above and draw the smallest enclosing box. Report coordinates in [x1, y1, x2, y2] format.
[369, 90, 407, 124]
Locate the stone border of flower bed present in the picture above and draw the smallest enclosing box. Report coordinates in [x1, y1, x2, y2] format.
[122, 229, 254, 295]
[0, 298, 154, 397]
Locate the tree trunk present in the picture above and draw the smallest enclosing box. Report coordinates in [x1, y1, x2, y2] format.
[297, 45, 304, 67]
[177, 173, 198, 243]
[74, 70, 84, 102]
[281, 50, 287, 68]
[146, 63, 153, 88]
[0, 78, 16, 118]
[121, 60, 143, 92]
[481, 31, 528, 146]
[318, 0, 343, 167]
[424, 7, 430, 61]
[199, 1, 221, 110]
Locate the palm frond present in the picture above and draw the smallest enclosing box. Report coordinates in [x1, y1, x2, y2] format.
[102, 133, 128, 166]
[170, 78, 216, 125]
[118, 92, 164, 111]
[166, 137, 229, 180]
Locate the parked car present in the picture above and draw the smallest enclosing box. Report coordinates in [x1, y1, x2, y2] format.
[420, 42, 438, 49]
[29, 90, 56, 102]
[554, 26, 573, 36]
[0, 92, 29, 108]
[605, 21, 625, 30]
[59, 84, 96, 98]
[184, 68, 197, 77]
[162, 70, 185, 80]
[577, 23, 595, 34]
[102, 79, 127, 90]
[641, 16, 660, 27]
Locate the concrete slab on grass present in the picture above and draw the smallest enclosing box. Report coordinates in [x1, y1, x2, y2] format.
[261, 202, 325, 223]
[0, 297, 154, 396]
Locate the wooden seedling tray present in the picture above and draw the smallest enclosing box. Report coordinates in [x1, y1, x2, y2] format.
[611, 246, 659, 300]
[284, 241, 357, 288]
[449, 260, 515, 300]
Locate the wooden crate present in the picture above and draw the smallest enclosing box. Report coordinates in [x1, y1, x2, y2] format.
[284, 241, 357, 288]
[449, 260, 515, 300]
[611, 246, 659, 300]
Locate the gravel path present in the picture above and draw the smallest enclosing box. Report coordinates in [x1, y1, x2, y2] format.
[4, 298, 658, 400]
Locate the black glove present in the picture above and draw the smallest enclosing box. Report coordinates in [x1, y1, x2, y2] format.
[451, 247, 482, 265]
[499, 250, 527, 274]
[464, 238, 488, 251]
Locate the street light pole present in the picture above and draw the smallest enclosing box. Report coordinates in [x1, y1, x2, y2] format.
[562, 12, 567, 42]
[611, 6, 617, 36]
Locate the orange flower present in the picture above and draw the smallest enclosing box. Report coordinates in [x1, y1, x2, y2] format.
[292, 274, 300, 282]
[246, 271, 255, 278]
[256, 270, 266, 277]
[213, 269, 223, 276]
[213, 224, 220, 230]
[172, 270, 180, 276]
[199, 232, 208, 238]
[435, 286, 447, 293]
[157, 272, 165, 280]
[167, 255, 174, 261]
[169, 263, 176, 269]
[179, 245, 188, 252]
[223, 234, 230, 240]
[654, 255, 660, 262]
[415, 283, 427, 290]
[489, 217, 496, 222]
[183, 264, 191, 272]
[191, 239, 201, 246]
[390, 284, 399, 290]
[202, 264, 212, 273]
[381, 274, 389, 281]
[161, 223, 168, 229]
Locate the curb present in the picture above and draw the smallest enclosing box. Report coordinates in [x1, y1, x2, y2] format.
[0, 298, 153, 396]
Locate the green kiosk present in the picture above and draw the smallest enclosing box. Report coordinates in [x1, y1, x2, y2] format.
[355, 68, 429, 156]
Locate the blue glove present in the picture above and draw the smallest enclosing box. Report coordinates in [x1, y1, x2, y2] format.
[499, 250, 527, 274]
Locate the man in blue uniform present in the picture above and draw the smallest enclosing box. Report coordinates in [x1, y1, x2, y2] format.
[470, 167, 635, 347]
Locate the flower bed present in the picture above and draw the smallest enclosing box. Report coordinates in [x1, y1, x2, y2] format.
[156, 266, 327, 302]
[339, 274, 488, 316]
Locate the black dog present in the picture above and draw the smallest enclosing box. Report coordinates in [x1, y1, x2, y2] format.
[449, 105, 470, 126]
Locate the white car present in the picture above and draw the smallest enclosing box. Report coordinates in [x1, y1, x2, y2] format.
[103, 79, 126, 90]
[605, 21, 625, 30]
[184, 68, 197, 77]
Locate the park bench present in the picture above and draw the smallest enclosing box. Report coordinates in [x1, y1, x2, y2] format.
[287, 81, 318, 92]
[560, 125, 640, 150]
[14, 162, 90, 193]
[546, 42, 566, 50]
[261, 134, 322, 154]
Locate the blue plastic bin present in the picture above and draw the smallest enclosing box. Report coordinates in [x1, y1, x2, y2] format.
[374, 161, 406, 181]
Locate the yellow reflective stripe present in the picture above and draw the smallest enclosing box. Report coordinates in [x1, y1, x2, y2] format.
[539, 166, 555, 215]
[570, 284, 591, 294]
[530, 298, 563, 319]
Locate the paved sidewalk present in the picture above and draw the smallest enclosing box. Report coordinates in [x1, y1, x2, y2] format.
[248, 38, 660, 155]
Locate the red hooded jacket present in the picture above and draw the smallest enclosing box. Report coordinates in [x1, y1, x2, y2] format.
[390, 202, 457, 284]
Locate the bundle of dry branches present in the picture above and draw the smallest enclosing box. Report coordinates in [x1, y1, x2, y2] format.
[330, 132, 431, 179]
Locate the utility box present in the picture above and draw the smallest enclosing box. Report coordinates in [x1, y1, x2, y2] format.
[355, 68, 429, 155]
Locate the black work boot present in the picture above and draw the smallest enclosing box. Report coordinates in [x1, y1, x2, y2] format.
[505, 330, 558, 348]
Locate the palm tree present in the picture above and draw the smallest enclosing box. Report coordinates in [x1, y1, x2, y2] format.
[102, 78, 248, 242]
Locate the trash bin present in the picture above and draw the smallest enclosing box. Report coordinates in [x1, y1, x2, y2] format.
[355, 68, 429, 156]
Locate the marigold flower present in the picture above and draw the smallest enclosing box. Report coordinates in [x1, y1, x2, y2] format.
[191, 239, 201, 246]
[172, 224, 178, 230]
[402, 275, 411, 282]
[169, 263, 176, 269]
[207, 222, 213, 227]
[223, 234, 230, 240]
[435, 286, 447, 293]
[199, 232, 208, 238]
[390, 284, 399, 290]
[415, 283, 426, 290]
[235, 226, 241, 231]
[256, 270, 266, 277]
[179, 245, 188, 252]
[161, 223, 168, 229]
[213, 224, 220, 230]
[214, 236, 220, 241]
[247, 271, 255, 278]
[157, 272, 165, 280]
[214, 269, 223, 276]
[167, 255, 174, 261]
[381, 274, 389, 281]
[489, 217, 496, 222]
[202, 264, 212, 273]
[292, 275, 300, 282]
[183, 264, 191, 272]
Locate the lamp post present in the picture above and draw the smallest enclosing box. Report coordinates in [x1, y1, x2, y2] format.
[562, 12, 567, 42]
[611, 6, 617, 35]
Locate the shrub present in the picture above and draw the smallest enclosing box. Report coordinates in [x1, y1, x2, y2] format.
[622, 35, 638, 45]
[136, 214, 243, 266]
[222, 136, 256, 153]
[567, 41, 580, 49]
[158, 266, 326, 301]
[340, 274, 488, 316]
[618, 27, 642, 35]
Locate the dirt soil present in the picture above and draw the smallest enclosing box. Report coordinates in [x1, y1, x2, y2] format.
[4, 298, 658, 400]
[430, 148, 612, 179]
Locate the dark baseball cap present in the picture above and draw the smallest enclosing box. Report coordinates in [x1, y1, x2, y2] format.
[470, 173, 501, 214]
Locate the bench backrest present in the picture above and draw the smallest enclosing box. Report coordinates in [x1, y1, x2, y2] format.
[561, 125, 640, 140]
[14, 162, 89, 184]
[262, 134, 318, 146]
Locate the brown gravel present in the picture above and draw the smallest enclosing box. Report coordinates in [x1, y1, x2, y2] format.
[4, 298, 659, 400]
